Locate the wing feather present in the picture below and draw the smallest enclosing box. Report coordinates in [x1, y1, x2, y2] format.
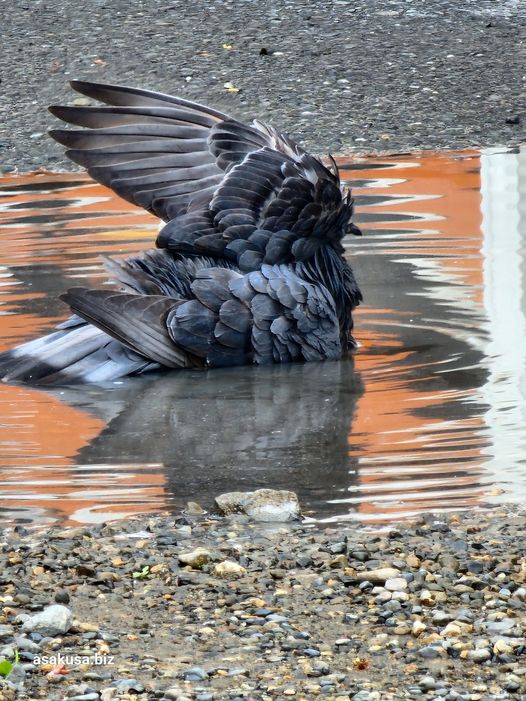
[49, 81, 360, 265]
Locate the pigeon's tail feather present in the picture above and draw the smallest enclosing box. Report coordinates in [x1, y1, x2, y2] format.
[0, 322, 159, 385]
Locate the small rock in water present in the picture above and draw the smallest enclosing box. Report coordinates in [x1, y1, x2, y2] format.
[215, 489, 301, 522]
[178, 547, 212, 568]
[21, 604, 73, 636]
[184, 501, 206, 515]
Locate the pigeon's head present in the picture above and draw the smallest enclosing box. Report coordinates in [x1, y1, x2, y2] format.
[300, 242, 362, 348]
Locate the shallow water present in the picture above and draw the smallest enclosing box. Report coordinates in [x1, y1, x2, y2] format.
[0, 148, 525, 527]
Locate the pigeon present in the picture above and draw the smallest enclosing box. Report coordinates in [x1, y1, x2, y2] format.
[0, 81, 362, 384]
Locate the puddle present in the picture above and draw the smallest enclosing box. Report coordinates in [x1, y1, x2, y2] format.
[0, 148, 525, 527]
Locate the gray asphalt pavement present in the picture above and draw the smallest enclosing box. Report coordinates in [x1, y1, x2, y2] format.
[1, 0, 525, 173]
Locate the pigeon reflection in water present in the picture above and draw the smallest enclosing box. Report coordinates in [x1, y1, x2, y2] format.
[49, 359, 363, 512]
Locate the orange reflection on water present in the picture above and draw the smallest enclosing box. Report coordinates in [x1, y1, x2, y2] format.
[335, 152, 487, 521]
[0, 173, 168, 525]
[0, 153, 496, 525]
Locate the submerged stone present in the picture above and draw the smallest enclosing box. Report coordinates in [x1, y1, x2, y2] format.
[215, 489, 301, 522]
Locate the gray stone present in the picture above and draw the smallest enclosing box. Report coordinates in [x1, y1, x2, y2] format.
[13, 636, 41, 652]
[432, 611, 453, 625]
[164, 690, 185, 701]
[485, 617, 516, 634]
[384, 577, 407, 591]
[352, 692, 373, 701]
[21, 604, 73, 636]
[183, 666, 208, 681]
[304, 648, 321, 657]
[354, 567, 401, 584]
[0, 645, 14, 658]
[469, 648, 491, 663]
[215, 489, 301, 522]
[111, 679, 144, 693]
[0, 625, 14, 639]
[178, 547, 211, 568]
[418, 645, 444, 659]
[419, 676, 437, 691]
[266, 614, 288, 623]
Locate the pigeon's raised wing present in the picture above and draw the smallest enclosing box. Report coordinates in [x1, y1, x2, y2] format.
[49, 81, 361, 270]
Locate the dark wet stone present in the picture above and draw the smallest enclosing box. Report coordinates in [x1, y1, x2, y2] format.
[156, 535, 178, 547]
[467, 561, 485, 574]
[349, 550, 369, 562]
[54, 590, 70, 604]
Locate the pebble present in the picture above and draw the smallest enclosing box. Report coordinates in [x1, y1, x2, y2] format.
[493, 639, 513, 654]
[54, 590, 71, 605]
[441, 622, 463, 637]
[214, 489, 301, 522]
[212, 561, 246, 577]
[412, 620, 427, 637]
[432, 611, 453, 625]
[21, 604, 73, 636]
[303, 648, 321, 657]
[111, 679, 144, 693]
[353, 567, 400, 584]
[419, 676, 437, 691]
[418, 645, 444, 659]
[469, 648, 491, 663]
[384, 577, 407, 591]
[178, 547, 212, 568]
[184, 667, 208, 681]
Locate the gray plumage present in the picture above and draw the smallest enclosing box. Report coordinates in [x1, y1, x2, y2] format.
[0, 80, 363, 384]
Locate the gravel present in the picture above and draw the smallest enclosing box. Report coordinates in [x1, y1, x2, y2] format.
[1, 503, 526, 699]
[1, 0, 525, 175]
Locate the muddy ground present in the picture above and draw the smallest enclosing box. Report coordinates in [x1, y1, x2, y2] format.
[1, 0, 525, 174]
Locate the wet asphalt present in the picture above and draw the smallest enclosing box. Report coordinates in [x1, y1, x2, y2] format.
[1, 0, 525, 174]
